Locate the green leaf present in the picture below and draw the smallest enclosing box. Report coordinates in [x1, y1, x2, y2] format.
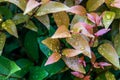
[98, 43, 120, 69]
[102, 11, 115, 29]
[114, 33, 120, 57]
[24, 31, 39, 61]
[0, 32, 6, 55]
[29, 66, 48, 80]
[0, 56, 21, 78]
[35, 15, 50, 30]
[36, 1, 70, 16]
[2, 19, 18, 38]
[86, 0, 105, 11]
[25, 20, 38, 32]
[37, 37, 52, 57]
[12, 13, 29, 25]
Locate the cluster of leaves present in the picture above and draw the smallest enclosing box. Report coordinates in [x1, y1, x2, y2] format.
[0, 0, 120, 80]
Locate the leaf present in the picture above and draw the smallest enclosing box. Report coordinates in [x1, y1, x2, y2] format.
[36, 1, 70, 16]
[42, 37, 60, 52]
[71, 71, 84, 78]
[35, 15, 50, 30]
[66, 34, 91, 58]
[25, 20, 38, 32]
[41, 0, 50, 4]
[53, 11, 69, 28]
[102, 11, 115, 29]
[67, 5, 86, 16]
[51, 25, 71, 38]
[2, 19, 18, 38]
[110, 0, 120, 8]
[98, 43, 120, 68]
[0, 56, 21, 78]
[64, 0, 74, 7]
[0, 32, 6, 55]
[94, 28, 110, 37]
[12, 13, 29, 25]
[29, 66, 48, 80]
[114, 33, 120, 56]
[24, 0, 41, 15]
[45, 52, 61, 66]
[86, 0, 105, 11]
[62, 56, 86, 74]
[24, 31, 39, 61]
[62, 49, 83, 57]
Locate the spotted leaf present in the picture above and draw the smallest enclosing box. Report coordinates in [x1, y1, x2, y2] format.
[98, 43, 120, 69]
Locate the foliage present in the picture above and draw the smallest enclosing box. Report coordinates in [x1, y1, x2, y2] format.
[0, 0, 120, 80]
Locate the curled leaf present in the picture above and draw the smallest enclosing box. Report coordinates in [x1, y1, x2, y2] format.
[2, 19, 18, 38]
[24, 0, 42, 15]
[62, 56, 86, 74]
[67, 5, 86, 16]
[51, 25, 71, 38]
[42, 37, 60, 52]
[62, 49, 83, 57]
[53, 11, 69, 28]
[36, 1, 70, 16]
[66, 34, 91, 58]
[71, 71, 84, 78]
[45, 52, 61, 66]
[98, 43, 120, 69]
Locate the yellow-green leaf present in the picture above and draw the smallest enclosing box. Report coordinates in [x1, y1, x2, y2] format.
[102, 11, 115, 29]
[62, 56, 86, 74]
[0, 32, 6, 55]
[2, 19, 18, 38]
[66, 34, 91, 58]
[51, 25, 71, 38]
[36, 1, 70, 16]
[86, 0, 105, 11]
[53, 11, 69, 28]
[25, 20, 38, 32]
[98, 43, 120, 68]
[42, 37, 60, 52]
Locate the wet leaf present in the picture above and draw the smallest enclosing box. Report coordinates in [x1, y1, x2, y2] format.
[71, 71, 84, 78]
[53, 11, 69, 28]
[35, 15, 50, 30]
[2, 19, 18, 38]
[86, 0, 105, 11]
[66, 34, 91, 58]
[64, 0, 74, 7]
[114, 33, 120, 56]
[67, 5, 86, 16]
[62, 49, 83, 57]
[25, 20, 38, 32]
[98, 43, 120, 68]
[42, 37, 60, 52]
[45, 52, 61, 66]
[24, 0, 41, 15]
[51, 25, 71, 38]
[0, 33, 6, 55]
[36, 1, 70, 16]
[12, 13, 29, 25]
[110, 0, 120, 8]
[62, 56, 86, 74]
[102, 11, 115, 29]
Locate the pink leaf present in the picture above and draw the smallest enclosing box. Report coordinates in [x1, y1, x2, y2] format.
[24, 0, 42, 14]
[45, 52, 61, 66]
[79, 56, 86, 67]
[71, 71, 84, 78]
[94, 28, 110, 37]
[99, 62, 112, 69]
[67, 5, 86, 16]
[111, 0, 120, 8]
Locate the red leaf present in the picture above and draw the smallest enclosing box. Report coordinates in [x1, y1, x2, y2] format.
[51, 25, 71, 38]
[94, 28, 110, 37]
[67, 5, 86, 16]
[71, 71, 84, 78]
[45, 52, 61, 66]
[87, 13, 102, 26]
[83, 75, 91, 80]
[62, 49, 83, 57]
[111, 0, 120, 8]
[79, 56, 86, 67]
[24, 0, 42, 14]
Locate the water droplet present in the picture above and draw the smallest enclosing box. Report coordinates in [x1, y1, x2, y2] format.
[80, 47, 85, 50]
[105, 14, 112, 20]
